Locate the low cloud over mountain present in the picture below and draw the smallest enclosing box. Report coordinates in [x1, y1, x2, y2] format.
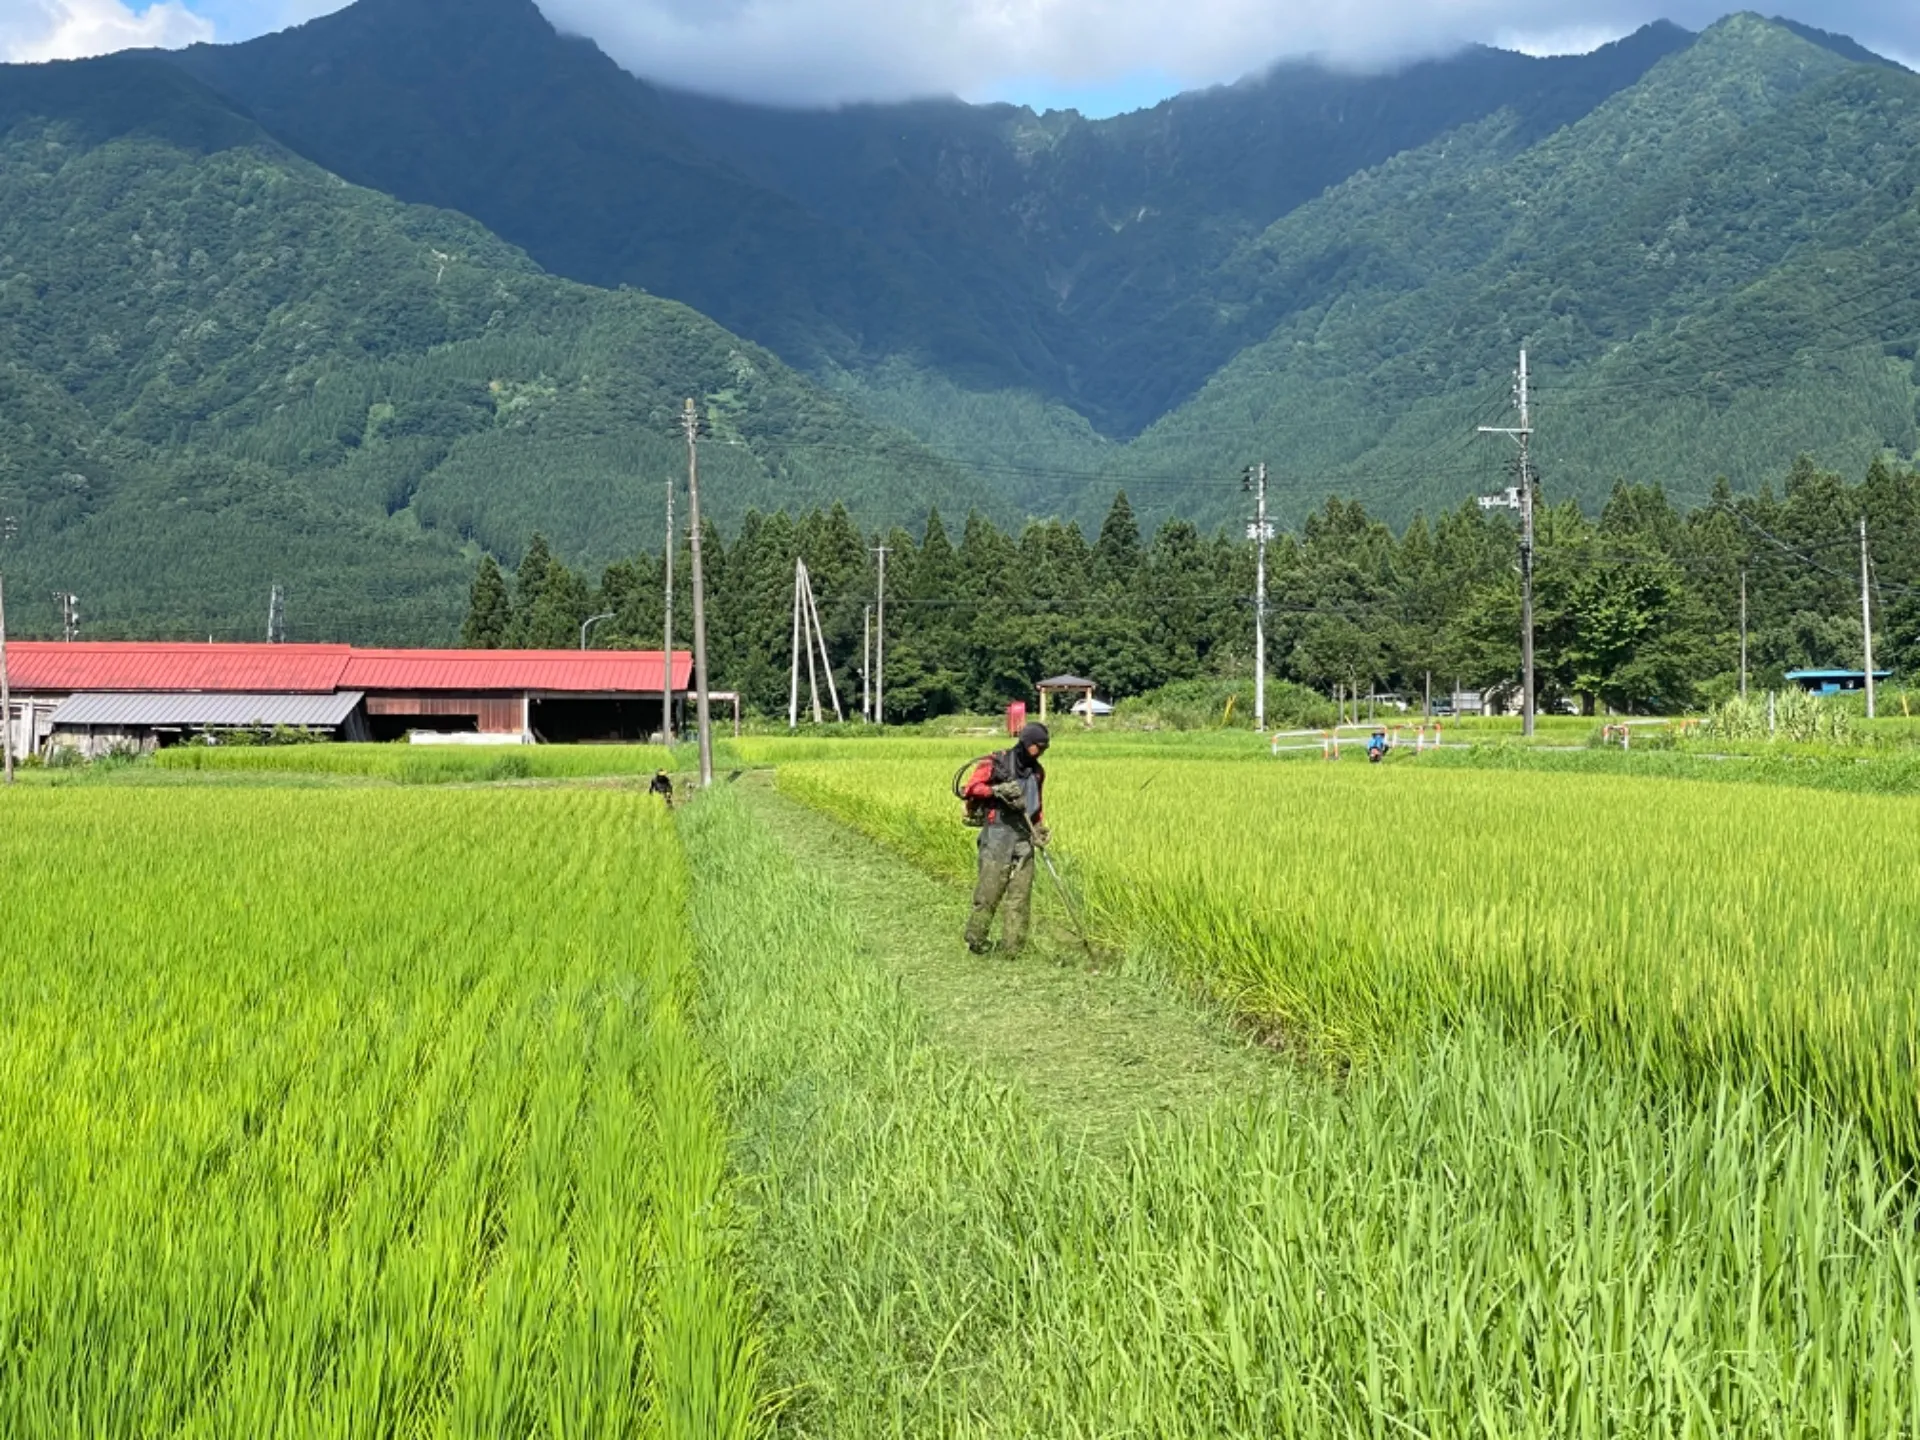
[3, 0, 1916, 109]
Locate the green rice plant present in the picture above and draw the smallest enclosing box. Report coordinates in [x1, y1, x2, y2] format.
[779, 754, 1920, 1165]
[681, 787, 1920, 1435]
[152, 741, 723, 782]
[0, 785, 762, 1437]
[1427, 740, 1920, 796]
[729, 727, 1278, 770]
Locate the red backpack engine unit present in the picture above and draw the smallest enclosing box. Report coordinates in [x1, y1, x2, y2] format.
[953, 752, 1005, 828]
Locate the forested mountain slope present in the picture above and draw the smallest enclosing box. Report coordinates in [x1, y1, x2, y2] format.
[0, 54, 989, 641]
[658, 23, 1693, 435]
[167, 0, 1688, 436]
[167, 0, 1071, 394]
[1126, 17, 1920, 526]
[162, 1, 1920, 534]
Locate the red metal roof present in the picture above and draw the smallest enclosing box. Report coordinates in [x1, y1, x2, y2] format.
[6, 643, 351, 694]
[340, 649, 691, 694]
[7, 643, 692, 696]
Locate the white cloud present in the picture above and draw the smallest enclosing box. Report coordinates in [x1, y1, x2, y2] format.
[9, 0, 1917, 103]
[1494, 24, 1631, 59]
[0, 0, 214, 62]
[528, 0, 1920, 106]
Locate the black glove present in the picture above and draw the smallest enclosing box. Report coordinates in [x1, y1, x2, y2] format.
[992, 780, 1026, 805]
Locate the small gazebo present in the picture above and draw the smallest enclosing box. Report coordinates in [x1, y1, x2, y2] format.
[1036, 674, 1100, 727]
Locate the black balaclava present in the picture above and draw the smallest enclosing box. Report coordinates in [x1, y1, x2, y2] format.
[1014, 721, 1050, 773]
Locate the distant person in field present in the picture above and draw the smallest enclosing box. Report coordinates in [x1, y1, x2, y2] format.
[649, 770, 674, 808]
[960, 721, 1050, 954]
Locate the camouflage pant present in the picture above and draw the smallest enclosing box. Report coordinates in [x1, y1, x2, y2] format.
[965, 822, 1035, 952]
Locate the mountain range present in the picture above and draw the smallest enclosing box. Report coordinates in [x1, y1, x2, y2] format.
[0, 1, 1917, 639]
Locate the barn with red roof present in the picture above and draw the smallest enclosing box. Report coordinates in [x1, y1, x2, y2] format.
[4, 643, 696, 756]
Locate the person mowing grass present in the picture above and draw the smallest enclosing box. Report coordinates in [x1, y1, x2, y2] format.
[957, 721, 1050, 955]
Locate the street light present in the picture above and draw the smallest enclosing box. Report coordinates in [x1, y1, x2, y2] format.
[580, 612, 615, 650]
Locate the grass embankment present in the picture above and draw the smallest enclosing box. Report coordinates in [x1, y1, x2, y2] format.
[780, 755, 1920, 1164]
[0, 786, 761, 1436]
[682, 786, 1920, 1434]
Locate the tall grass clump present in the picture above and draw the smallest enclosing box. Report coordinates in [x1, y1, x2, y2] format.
[1113, 677, 1336, 730]
[0, 785, 762, 1437]
[780, 755, 1920, 1165]
[681, 787, 1920, 1434]
[1700, 689, 1856, 743]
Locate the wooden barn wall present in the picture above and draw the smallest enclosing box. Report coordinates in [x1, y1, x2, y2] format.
[365, 695, 525, 733]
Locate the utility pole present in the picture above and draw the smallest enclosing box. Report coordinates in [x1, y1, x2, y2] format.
[800, 565, 823, 724]
[792, 560, 824, 725]
[681, 399, 713, 787]
[788, 562, 804, 730]
[1479, 348, 1536, 737]
[0, 515, 14, 784]
[802, 561, 843, 722]
[787, 560, 843, 725]
[661, 467, 676, 746]
[872, 544, 889, 727]
[1739, 568, 1748, 701]
[54, 591, 79, 643]
[1244, 462, 1271, 731]
[0, 573, 10, 785]
[862, 605, 872, 723]
[266, 584, 284, 644]
[1861, 517, 1876, 721]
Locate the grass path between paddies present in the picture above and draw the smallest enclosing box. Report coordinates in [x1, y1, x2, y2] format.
[736, 773, 1277, 1145]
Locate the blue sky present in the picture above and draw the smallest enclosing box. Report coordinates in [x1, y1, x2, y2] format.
[4, 0, 1915, 110]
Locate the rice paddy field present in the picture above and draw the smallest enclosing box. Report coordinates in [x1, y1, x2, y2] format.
[6, 730, 1920, 1434]
[0, 787, 758, 1436]
[780, 750, 1920, 1159]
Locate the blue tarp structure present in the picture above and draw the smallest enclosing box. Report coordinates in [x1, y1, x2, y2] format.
[1784, 668, 1893, 694]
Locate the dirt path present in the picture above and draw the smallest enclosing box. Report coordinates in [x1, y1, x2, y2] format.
[737, 775, 1280, 1146]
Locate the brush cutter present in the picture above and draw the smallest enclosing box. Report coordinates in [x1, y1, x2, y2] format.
[1014, 811, 1097, 963]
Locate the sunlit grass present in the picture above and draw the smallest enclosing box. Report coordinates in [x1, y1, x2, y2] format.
[0, 785, 762, 1437]
[683, 786, 1920, 1436]
[781, 753, 1920, 1163]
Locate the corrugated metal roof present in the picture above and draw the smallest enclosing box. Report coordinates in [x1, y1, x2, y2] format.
[1038, 674, 1098, 689]
[9, 644, 351, 694]
[50, 691, 367, 728]
[340, 649, 691, 693]
[9, 644, 691, 696]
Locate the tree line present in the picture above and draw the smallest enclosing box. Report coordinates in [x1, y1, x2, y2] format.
[460, 456, 1920, 721]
